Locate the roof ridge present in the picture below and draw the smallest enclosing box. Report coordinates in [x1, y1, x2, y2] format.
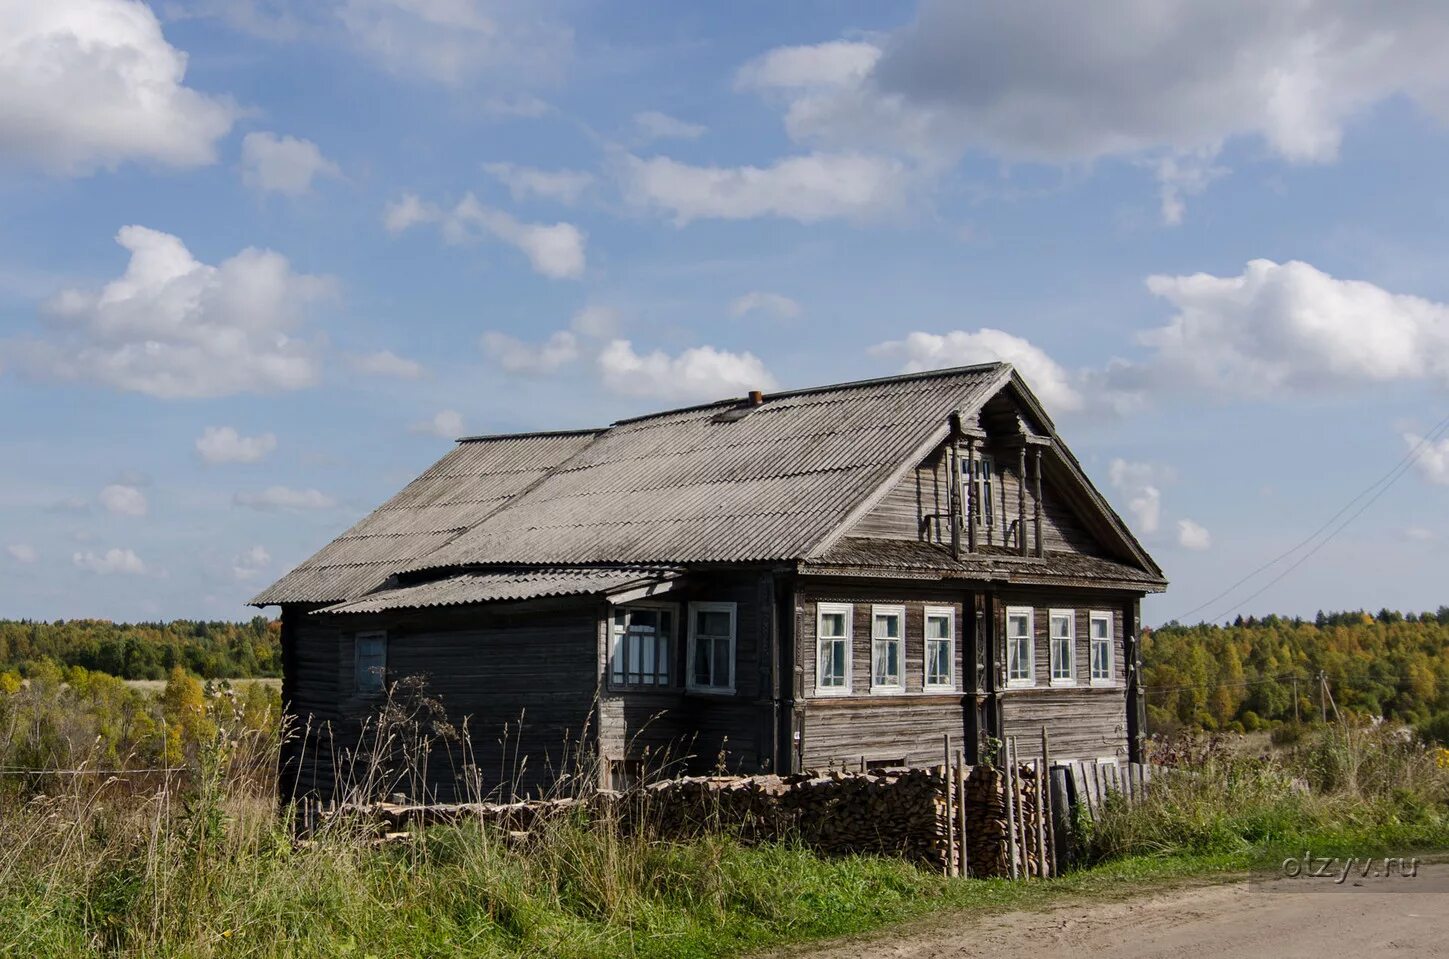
[608, 362, 1011, 426]
[456, 427, 604, 443]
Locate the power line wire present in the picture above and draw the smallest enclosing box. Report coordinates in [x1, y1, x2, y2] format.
[1169, 412, 1449, 624]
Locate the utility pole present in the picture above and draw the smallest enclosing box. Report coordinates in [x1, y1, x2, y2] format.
[1293, 676, 1300, 724]
[1319, 670, 1327, 724]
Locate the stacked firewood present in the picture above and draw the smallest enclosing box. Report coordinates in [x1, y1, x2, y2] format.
[315, 764, 1044, 876]
[624, 767, 950, 866]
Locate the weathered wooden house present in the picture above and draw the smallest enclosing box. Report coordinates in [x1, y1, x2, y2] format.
[253, 363, 1165, 801]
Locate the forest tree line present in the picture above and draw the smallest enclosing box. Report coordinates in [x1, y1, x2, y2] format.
[0, 617, 280, 679]
[1145, 607, 1449, 743]
[5, 608, 1449, 745]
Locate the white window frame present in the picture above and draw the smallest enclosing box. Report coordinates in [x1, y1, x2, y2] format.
[354, 630, 387, 694]
[923, 606, 955, 691]
[1006, 607, 1034, 688]
[869, 605, 906, 693]
[1049, 609, 1076, 686]
[686, 601, 736, 694]
[1089, 611, 1115, 686]
[608, 602, 678, 689]
[815, 602, 853, 696]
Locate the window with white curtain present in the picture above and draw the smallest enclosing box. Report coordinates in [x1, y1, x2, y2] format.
[816, 603, 852, 694]
[1006, 607, 1033, 686]
[1049, 609, 1075, 685]
[610, 605, 674, 687]
[1090, 611, 1114, 684]
[924, 607, 954, 690]
[871, 606, 904, 691]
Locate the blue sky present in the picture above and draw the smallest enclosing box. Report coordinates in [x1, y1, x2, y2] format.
[2, 0, 1448, 625]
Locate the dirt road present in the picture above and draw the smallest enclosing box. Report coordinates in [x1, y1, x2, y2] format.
[772, 864, 1449, 958]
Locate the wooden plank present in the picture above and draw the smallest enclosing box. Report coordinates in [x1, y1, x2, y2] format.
[1005, 738, 1020, 880]
[1040, 726, 1055, 877]
[1033, 759, 1047, 879]
[1072, 760, 1093, 821]
[957, 748, 969, 878]
[943, 734, 955, 877]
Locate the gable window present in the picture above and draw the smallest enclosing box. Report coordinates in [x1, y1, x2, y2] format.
[610, 604, 674, 687]
[816, 603, 852, 694]
[924, 606, 954, 690]
[1006, 607, 1034, 687]
[355, 630, 387, 693]
[963, 454, 995, 527]
[870, 605, 905, 692]
[687, 602, 736, 693]
[1049, 610, 1075, 685]
[1089, 611, 1114, 684]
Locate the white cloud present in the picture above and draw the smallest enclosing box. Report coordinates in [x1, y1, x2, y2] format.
[240, 132, 340, 195]
[346, 350, 426, 379]
[872, 328, 1084, 413]
[483, 162, 593, 204]
[411, 409, 465, 439]
[338, 0, 572, 86]
[1406, 527, 1436, 542]
[232, 544, 271, 581]
[384, 192, 586, 278]
[233, 486, 337, 511]
[1152, 151, 1229, 226]
[632, 110, 706, 142]
[0, 0, 235, 175]
[730, 291, 801, 320]
[1107, 460, 1166, 535]
[196, 426, 277, 465]
[569, 305, 618, 339]
[1125, 260, 1449, 400]
[8, 226, 331, 398]
[621, 152, 909, 225]
[770, 3, 1449, 164]
[73, 547, 146, 575]
[99, 484, 147, 517]
[1406, 432, 1449, 486]
[383, 193, 436, 233]
[1177, 519, 1212, 551]
[481, 330, 578, 374]
[739, 4, 1449, 218]
[734, 41, 880, 92]
[6, 544, 38, 564]
[598, 339, 776, 403]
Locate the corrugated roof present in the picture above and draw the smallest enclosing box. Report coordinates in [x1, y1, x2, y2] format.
[250, 431, 601, 605]
[404, 365, 1010, 570]
[805, 537, 1166, 589]
[316, 566, 680, 615]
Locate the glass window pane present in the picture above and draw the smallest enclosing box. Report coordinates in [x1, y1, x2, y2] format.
[820, 612, 845, 637]
[712, 636, 730, 686]
[926, 615, 949, 640]
[694, 641, 710, 684]
[1091, 616, 1109, 639]
[928, 641, 950, 684]
[698, 610, 731, 636]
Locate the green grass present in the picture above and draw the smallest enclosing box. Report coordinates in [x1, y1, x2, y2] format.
[3, 725, 1447, 958]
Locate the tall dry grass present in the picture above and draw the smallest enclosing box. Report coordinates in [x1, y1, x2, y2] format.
[1087, 724, 1449, 861]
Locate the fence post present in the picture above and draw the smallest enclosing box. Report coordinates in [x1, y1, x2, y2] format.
[957, 748, 969, 878]
[1040, 727, 1054, 877]
[1004, 737, 1020, 880]
[943, 734, 955, 876]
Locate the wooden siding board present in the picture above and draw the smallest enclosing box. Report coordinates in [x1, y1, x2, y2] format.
[846, 437, 1107, 558]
